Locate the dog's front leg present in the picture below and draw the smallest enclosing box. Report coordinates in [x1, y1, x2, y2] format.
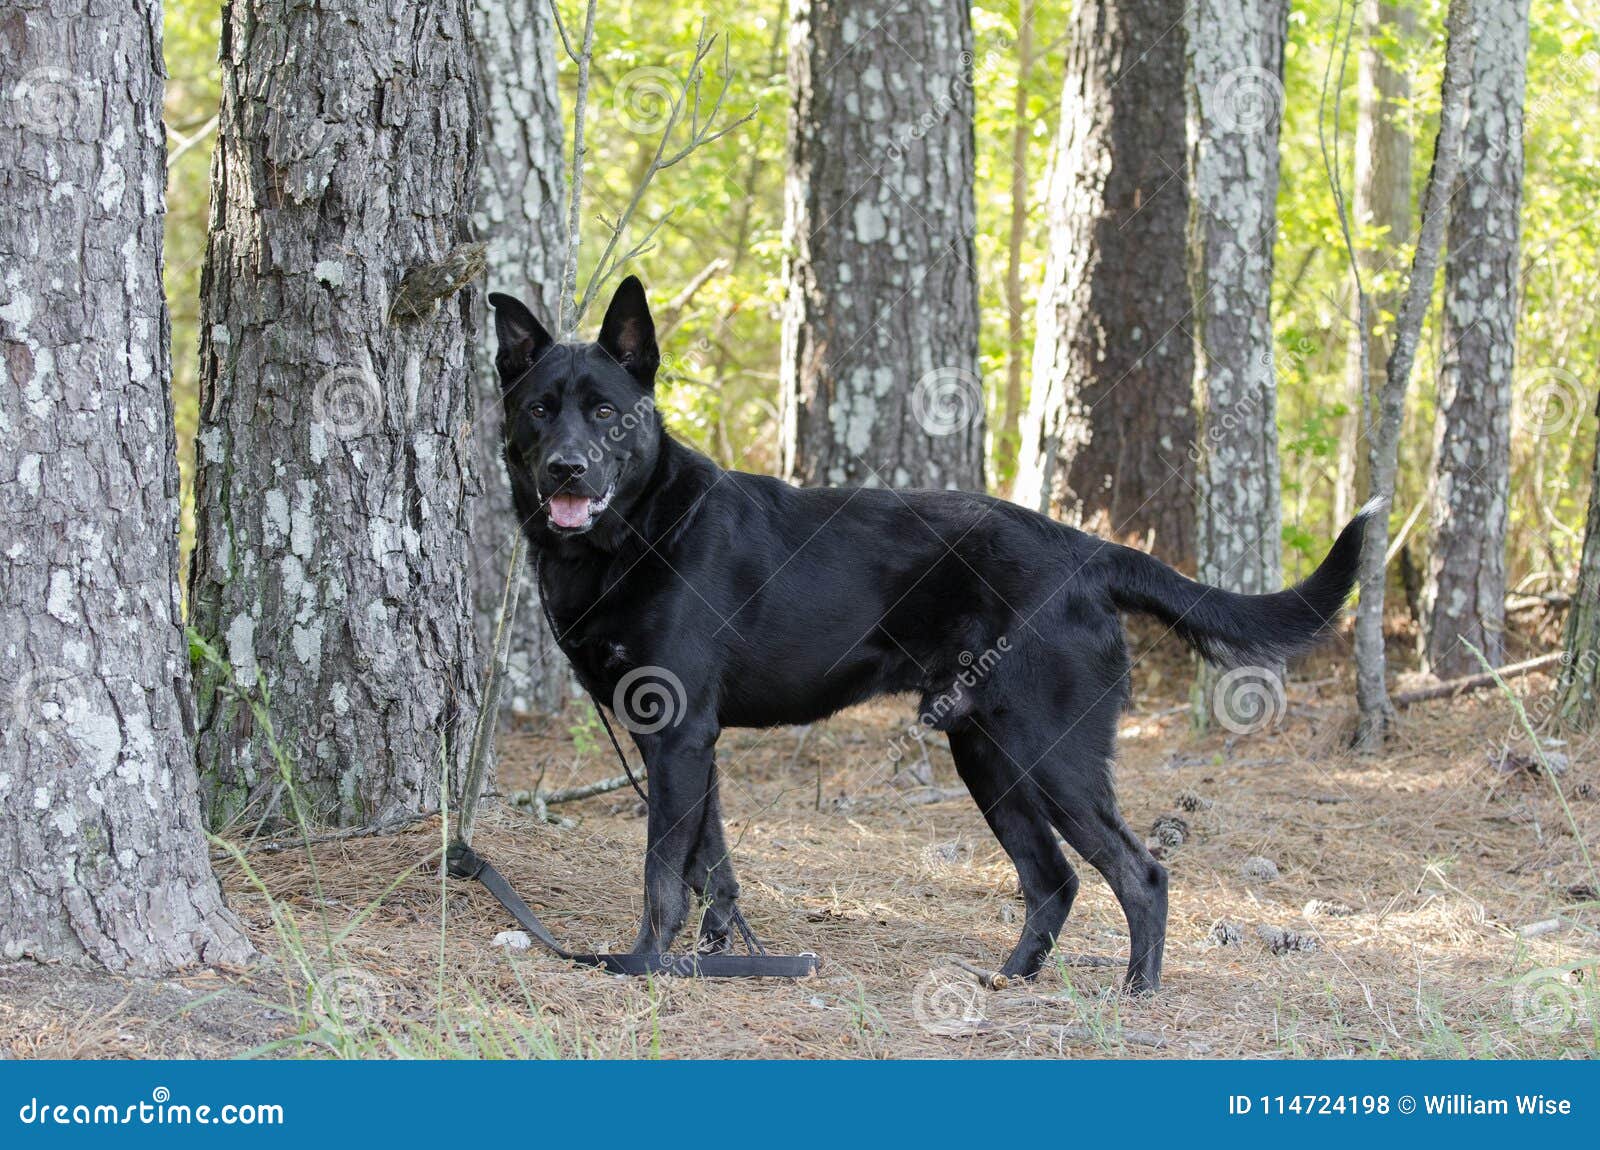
[684, 765, 740, 953]
[630, 721, 716, 954]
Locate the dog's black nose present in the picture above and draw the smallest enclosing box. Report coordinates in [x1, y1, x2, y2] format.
[546, 455, 588, 485]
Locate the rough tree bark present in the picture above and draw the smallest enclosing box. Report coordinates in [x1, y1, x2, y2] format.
[1336, 0, 1413, 526]
[1557, 402, 1600, 728]
[469, 0, 570, 717]
[1422, 0, 1530, 679]
[1353, 0, 1478, 752]
[1017, 0, 1196, 566]
[190, 0, 483, 827]
[0, 0, 253, 969]
[1189, 0, 1289, 720]
[780, 0, 985, 491]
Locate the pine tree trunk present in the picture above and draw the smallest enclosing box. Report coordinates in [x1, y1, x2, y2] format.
[780, 0, 985, 491]
[1337, 0, 1413, 526]
[1422, 0, 1529, 679]
[1017, 0, 1196, 567]
[190, 0, 483, 828]
[0, 0, 253, 970]
[1353, 0, 1478, 752]
[1189, 0, 1289, 721]
[469, 0, 570, 718]
[1557, 399, 1600, 728]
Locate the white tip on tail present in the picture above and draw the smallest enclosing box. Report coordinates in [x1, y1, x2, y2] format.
[1357, 495, 1390, 520]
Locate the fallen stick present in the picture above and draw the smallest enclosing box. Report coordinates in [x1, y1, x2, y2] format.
[1393, 652, 1564, 707]
[210, 812, 431, 860]
[505, 771, 646, 823]
[951, 957, 1009, 990]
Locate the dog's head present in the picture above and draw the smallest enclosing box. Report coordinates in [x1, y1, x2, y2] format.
[488, 277, 662, 539]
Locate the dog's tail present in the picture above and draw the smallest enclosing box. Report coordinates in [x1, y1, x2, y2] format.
[1100, 498, 1383, 668]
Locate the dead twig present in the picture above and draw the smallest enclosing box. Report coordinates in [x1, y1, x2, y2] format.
[1393, 652, 1563, 707]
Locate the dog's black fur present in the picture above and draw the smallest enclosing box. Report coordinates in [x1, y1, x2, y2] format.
[489, 278, 1374, 993]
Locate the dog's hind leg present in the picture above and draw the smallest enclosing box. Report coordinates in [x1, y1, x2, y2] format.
[1028, 732, 1168, 994]
[683, 765, 741, 954]
[948, 727, 1079, 981]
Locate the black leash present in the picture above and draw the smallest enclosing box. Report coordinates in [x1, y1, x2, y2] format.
[445, 547, 818, 980]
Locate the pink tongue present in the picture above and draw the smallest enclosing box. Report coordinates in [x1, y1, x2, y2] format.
[549, 494, 592, 528]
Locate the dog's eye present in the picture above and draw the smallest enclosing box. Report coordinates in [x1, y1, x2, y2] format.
[528, 403, 547, 419]
[594, 404, 616, 420]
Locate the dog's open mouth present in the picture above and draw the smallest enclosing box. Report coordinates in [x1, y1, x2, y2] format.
[547, 482, 615, 531]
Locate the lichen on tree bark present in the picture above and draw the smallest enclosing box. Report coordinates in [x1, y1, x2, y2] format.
[189, 0, 484, 828]
[1422, 0, 1530, 679]
[469, 0, 571, 720]
[0, 0, 253, 970]
[779, 0, 985, 492]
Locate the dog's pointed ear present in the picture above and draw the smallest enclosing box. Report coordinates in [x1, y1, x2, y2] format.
[488, 292, 553, 388]
[597, 276, 659, 386]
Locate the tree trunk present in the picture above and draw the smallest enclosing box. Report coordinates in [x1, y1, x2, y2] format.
[0, 0, 253, 970]
[1353, 0, 1478, 752]
[1189, 0, 1289, 723]
[1016, 0, 1196, 567]
[1336, 0, 1413, 527]
[190, 0, 483, 828]
[1422, 0, 1530, 679]
[996, 0, 1036, 488]
[469, 0, 570, 718]
[1558, 401, 1600, 728]
[780, 0, 985, 491]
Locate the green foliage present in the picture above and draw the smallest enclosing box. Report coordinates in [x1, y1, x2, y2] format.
[161, 0, 1597, 590]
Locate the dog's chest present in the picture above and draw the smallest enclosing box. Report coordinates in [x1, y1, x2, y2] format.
[539, 566, 640, 696]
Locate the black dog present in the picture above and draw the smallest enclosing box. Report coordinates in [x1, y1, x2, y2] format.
[489, 278, 1373, 993]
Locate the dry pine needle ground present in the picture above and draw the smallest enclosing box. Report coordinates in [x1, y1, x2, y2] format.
[4, 647, 1597, 1059]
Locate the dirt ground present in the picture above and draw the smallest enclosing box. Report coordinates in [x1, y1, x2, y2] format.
[5, 630, 1598, 1060]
